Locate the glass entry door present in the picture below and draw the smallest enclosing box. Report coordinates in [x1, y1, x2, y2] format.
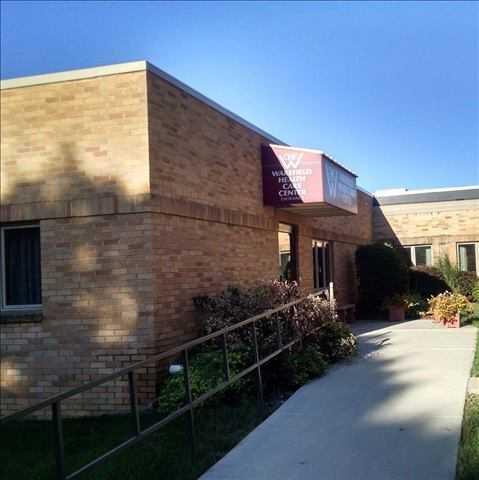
[312, 240, 332, 289]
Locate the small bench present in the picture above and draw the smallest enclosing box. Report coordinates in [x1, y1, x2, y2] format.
[336, 304, 356, 323]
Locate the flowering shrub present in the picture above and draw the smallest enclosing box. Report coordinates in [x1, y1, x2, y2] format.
[427, 292, 472, 324]
[155, 281, 357, 414]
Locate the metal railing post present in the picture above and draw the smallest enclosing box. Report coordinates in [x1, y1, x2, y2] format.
[221, 333, 230, 381]
[183, 349, 196, 457]
[128, 371, 141, 436]
[51, 401, 66, 480]
[276, 315, 282, 348]
[252, 322, 264, 413]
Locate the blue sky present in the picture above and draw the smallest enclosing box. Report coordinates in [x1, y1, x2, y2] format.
[1, 1, 478, 192]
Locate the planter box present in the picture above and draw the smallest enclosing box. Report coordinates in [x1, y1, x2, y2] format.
[388, 306, 405, 322]
[441, 312, 461, 328]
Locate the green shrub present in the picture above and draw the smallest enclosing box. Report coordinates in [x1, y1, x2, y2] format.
[404, 292, 428, 318]
[436, 255, 459, 290]
[455, 271, 477, 300]
[281, 344, 328, 388]
[308, 321, 357, 362]
[158, 350, 251, 415]
[473, 282, 479, 303]
[356, 243, 409, 313]
[409, 266, 450, 298]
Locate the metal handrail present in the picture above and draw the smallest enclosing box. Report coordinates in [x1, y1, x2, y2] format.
[0, 288, 329, 480]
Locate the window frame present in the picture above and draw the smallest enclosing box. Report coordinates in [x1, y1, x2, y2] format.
[0, 224, 42, 312]
[312, 239, 333, 290]
[278, 223, 297, 282]
[404, 244, 433, 267]
[457, 242, 479, 276]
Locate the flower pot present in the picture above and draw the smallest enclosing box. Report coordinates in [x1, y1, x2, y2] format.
[388, 305, 405, 322]
[442, 312, 461, 328]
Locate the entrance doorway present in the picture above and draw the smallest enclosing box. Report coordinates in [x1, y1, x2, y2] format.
[312, 240, 333, 289]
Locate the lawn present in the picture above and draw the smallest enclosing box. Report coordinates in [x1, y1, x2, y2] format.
[456, 303, 479, 480]
[0, 390, 273, 480]
[469, 303, 479, 376]
[456, 395, 479, 480]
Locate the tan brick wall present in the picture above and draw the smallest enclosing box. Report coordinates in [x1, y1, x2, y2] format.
[1, 71, 149, 212]
[373, 199, 479, 266]
[315, 191, 374, 243]
[147, 72, 266, 216]
[1, 214, 157, 416]
[150, 213, 278, 351]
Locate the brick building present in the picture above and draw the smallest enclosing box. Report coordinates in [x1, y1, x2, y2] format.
[374, 187, 479, 271]
[0, 61, 477, 416]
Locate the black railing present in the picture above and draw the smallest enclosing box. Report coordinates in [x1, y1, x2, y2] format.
[0, 288, 330, 480]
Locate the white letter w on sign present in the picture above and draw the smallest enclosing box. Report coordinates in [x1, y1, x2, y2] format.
[279, 153, 303, 169]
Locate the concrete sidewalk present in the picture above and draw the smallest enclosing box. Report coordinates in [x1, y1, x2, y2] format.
[201, 320, 476, 480]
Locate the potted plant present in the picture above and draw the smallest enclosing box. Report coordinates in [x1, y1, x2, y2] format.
[427, 292, 472, 328]
[383, 293, 409, 322]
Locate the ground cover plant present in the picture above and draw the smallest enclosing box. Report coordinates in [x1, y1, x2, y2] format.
[1, 281, 358, 480]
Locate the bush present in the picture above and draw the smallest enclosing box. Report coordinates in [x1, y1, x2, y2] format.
[158, 350, 251, 415]
[455, 271, 477, 300]
[356, 243, 409, 313]
[409, 266, 450, 298]
[403, 292, 428, 318]
[473, 282, 479, 303]
[436, 255, 460, 291]
[194, 281, 335, 357]
[427, 291, 472, 323]
[308, 321, 357, 362]
[188, 281, 357, 399]
[279, 344, 328, 389]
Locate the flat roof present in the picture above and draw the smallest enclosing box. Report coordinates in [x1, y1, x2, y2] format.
[374, 185, 479, 206]
[0, 60, 285, 146]
[0, 60, 368, 194]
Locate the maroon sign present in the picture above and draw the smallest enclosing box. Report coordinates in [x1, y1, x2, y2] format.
[262, 145, 358, 215]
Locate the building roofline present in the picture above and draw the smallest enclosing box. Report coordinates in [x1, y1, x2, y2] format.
[0, 60, 286, 145]
[1, 60, 370, 189]
[374, 185, 479, 206]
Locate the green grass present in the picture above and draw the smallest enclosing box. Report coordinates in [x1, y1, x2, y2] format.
[0, 393, 272, 480]
[456, 304, 479, 480]
[456, 395, 479, 480]
[464, 303, 479, 376]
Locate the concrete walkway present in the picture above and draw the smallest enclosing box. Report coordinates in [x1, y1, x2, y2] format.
[201, 320, 477, 480]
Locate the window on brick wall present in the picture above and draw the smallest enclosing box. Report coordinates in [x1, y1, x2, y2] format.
[458, 242, 479, 275]
[0, 224, 42, 310]
[403, 245, 432, 267]
[278, 223, 297, 282]
[312, 240, 333, 289]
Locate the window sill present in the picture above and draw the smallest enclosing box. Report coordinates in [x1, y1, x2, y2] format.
[0, 309, 43, 324]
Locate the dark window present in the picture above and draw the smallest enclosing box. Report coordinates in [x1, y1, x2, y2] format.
[278, 223, 297, 281]
[312, 240, 332, 289]
[458, 243, 478, 274]
[1, 226, 42, 308]
[404, 245, 432, 267]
